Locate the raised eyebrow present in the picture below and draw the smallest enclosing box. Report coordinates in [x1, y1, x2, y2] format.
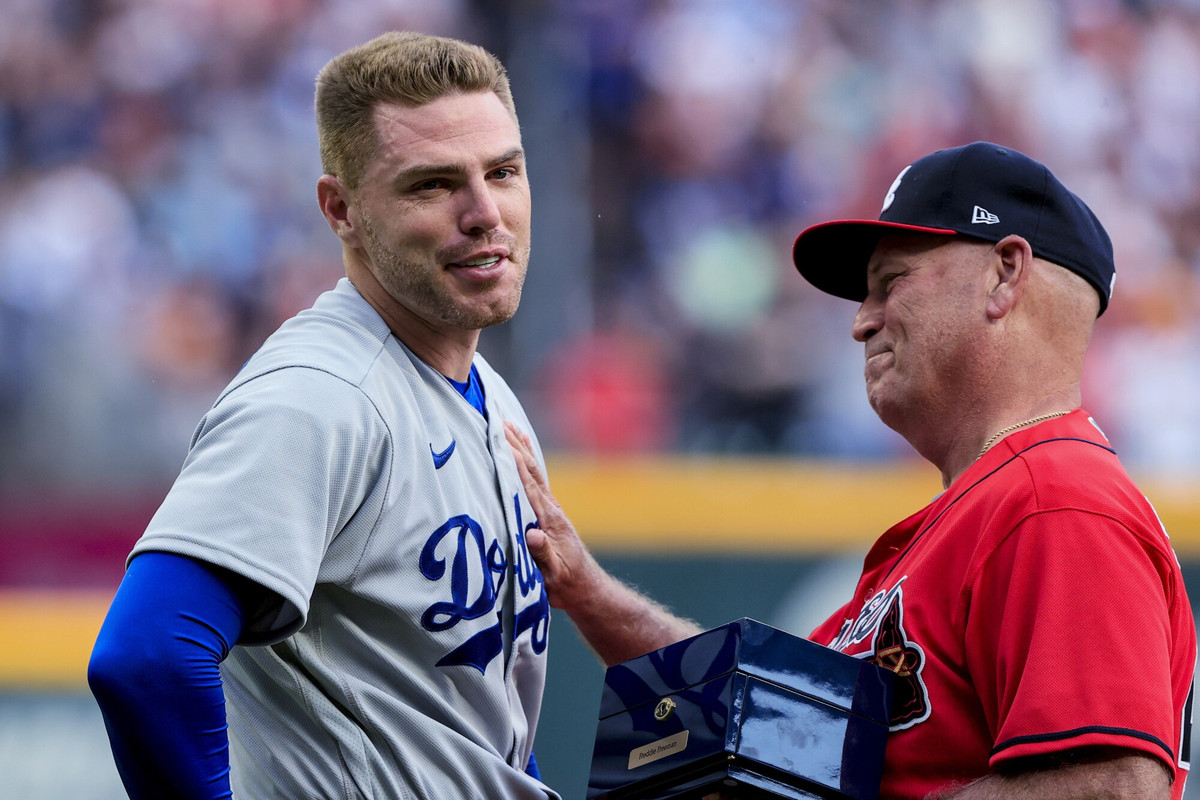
[487, 146, 526, 170]
[394, 147, 526, 187]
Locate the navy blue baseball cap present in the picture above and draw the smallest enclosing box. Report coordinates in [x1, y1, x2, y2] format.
[791, 142, 1116, 315]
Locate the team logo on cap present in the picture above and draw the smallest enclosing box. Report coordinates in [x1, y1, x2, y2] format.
[972, 206, 999, 225]
[881, 165, 912, 213]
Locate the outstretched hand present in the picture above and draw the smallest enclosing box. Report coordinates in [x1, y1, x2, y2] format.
[506, 420, 703, 666]
[505, 421, 601, 615]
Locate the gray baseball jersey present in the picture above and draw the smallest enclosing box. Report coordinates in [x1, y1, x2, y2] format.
[131, 278, 557, 799]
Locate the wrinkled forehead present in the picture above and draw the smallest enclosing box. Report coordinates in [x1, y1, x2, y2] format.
[867, 232, 961, 269]
[865, 234, 999, 290]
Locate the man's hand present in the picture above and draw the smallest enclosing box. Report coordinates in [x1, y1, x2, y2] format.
[505, 421, 702, 666]
[505, 420, 604, 615]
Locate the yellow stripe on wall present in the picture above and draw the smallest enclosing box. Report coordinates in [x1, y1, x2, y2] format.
[543, 455, 1200, 553]
[543, 455, 942, 552]
[0, 589, 112, 688]
[2, 456, 1199, 687]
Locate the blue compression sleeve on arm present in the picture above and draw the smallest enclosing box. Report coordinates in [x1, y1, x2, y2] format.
[88, 551, 258, 800]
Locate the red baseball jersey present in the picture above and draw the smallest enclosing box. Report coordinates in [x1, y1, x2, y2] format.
[811, 410, 1196, 799]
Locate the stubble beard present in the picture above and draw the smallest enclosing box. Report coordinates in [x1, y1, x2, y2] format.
[359, 212, 530, 331]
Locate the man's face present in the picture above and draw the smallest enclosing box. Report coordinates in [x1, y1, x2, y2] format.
[851, 234, 991, 431]
[349, 92, 531, 335]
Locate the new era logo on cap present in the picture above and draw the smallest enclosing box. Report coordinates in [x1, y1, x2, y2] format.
[972, 206, 999, 225]
[791, 141, 1116, 315]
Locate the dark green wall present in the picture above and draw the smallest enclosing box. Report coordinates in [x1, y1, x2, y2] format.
[535, 553, 1200, 800]
[536, 553, 852, 799]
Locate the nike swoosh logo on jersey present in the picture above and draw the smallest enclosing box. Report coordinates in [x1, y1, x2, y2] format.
[431, 440, 456, 469]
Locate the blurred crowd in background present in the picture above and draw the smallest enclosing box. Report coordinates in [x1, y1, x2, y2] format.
[5, 0, 1200, 504]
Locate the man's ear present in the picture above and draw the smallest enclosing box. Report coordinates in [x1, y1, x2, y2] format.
[317, 175, 360, 247]
[985, 234, 1034, 320]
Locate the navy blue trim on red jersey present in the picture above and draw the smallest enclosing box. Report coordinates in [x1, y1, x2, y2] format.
[880, 436, 1116, 585]
[992, 725, 1175, 763]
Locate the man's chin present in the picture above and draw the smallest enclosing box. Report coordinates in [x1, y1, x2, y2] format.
[453, 296, 522, 331]
[866, 390, 901, 429]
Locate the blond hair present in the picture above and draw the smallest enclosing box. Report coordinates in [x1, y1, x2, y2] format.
[315, 31, 517, 190]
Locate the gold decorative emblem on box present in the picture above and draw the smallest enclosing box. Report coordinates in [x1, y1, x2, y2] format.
[653, 697, 676, 722]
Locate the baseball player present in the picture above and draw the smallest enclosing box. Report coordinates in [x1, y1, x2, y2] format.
[89, 33, 556, 799]
[508, 142, 1196, 799]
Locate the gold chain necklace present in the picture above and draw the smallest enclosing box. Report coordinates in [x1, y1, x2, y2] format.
[978, 411, 1070, 458]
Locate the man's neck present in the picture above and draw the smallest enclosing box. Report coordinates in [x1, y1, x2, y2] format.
[937, 401, 1080, 488]
[345, 262, 479, 381]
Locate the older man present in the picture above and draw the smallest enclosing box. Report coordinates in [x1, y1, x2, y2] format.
[509, 142, 1195, 800]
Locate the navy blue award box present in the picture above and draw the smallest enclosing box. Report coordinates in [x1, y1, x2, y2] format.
[586, 618, 893, 800]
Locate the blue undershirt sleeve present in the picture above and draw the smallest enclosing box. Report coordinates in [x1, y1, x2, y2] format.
[525, 749, 541, 780]
[88, 551, 263, 800]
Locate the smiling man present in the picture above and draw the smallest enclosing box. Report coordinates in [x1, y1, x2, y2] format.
[789, 143, 1196, 799]
[89, 32, 555, 800]
[506, 142, 1196, 800]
